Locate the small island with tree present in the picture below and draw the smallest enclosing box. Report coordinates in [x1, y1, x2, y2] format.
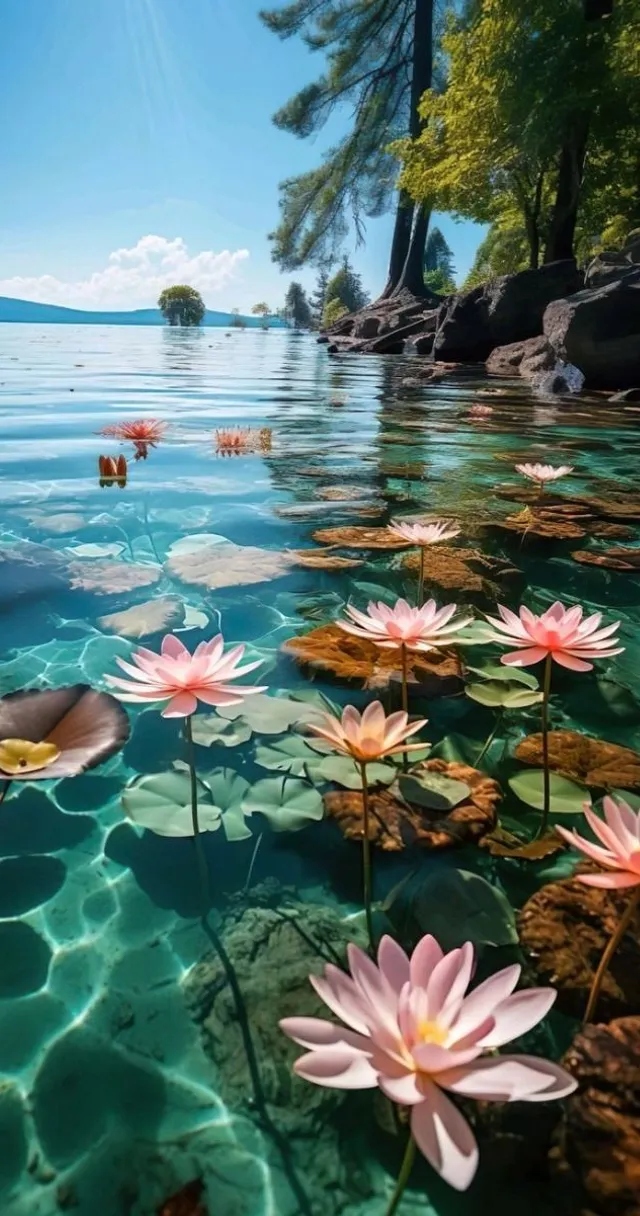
[158, 285, 206, 327]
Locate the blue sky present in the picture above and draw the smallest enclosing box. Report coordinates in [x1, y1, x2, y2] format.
[0, 0, 486, 311]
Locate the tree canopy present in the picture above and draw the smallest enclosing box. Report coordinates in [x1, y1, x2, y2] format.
[157, 285, 206, 327]
[423, 226, 456, 292]
[325, 255, 370, 314]
[282, 281, 313, 328]
[394, 0, 640, 271]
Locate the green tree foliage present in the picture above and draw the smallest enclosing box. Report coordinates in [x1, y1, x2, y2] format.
[282, 281, 313, 328]
[423, 226, 456, 291]
[252, 302, 272, 330]
[157, 285, 205, 327]
[322, 298, 350, 328]
[230, 307, 247, 330]
[259, 0, 436, 296]
[310, 269, 330, 329]
[394, 0, 640, 272]
[325, 255, 370, 314]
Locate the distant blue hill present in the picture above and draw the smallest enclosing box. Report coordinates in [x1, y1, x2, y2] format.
[0, 296, 287, 328]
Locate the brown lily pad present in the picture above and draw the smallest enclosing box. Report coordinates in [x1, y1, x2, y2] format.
[68, 560, 162, 595]
[287, 548, 364, 571]
[518, 876, 640, 1020]
[324, 759, 500, 851]
[571, 547, 640, 571]
[515, 729, 640, 790]
[402, 545, 520, 604]
[314, 486, 366, 501]
[551, 1017, 640, 1216]
[480, 827, 566, 860]
[167, 542, 292, 590]
[97, 596, 185, 639]
[487, 510, 587, 542]
[580, 496, 640, 523]
[282, 622, 461, 693]
[311, 526, 411, 550]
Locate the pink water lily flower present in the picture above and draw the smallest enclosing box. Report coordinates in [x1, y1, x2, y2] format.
[106, 634, 265, 718]
[556, 796, 640, 889]
[515, 462, 574, 486]
[389, 519, 461, 546]
[485, 601, 623, 672]
[281, 935, 576, 1192]
[307, 701, 427, 763]
[339, 598, 473, 651]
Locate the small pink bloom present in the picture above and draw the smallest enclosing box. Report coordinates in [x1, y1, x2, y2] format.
[468, 404, 493, 418]
[484, 601, 623, 672]
[389, 519, 461, 547]
[556, 796, 640, 889]
[307, 701, 427, 764]
[339, 598, 473, 652]
[515, 463, 574, 485]
[281, 934, 576, 1192]
[100, 418, 167, 443]
[105, 633, 266, 718]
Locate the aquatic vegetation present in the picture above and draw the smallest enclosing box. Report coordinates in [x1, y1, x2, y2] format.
[106, 633, 265, 718]
[98, 454, 128, 487]
[515, 462, 574, 492]
[515, 729, 640, 790]
[556, 797, 640, 1024]
[0, 685, 129, 784]
[307, 701, 427, 948]
[280, 934, 576, 1196]
[389, 519, 461, 602]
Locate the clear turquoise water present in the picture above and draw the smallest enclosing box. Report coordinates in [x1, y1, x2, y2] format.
[0, 323, 639, 1216]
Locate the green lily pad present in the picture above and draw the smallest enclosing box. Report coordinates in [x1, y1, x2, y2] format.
[218, 692, 328, 735]
[242, 776, 324, 832]
[466, 662, 540, 690]
[190, 715, 253, 749]
[390, 868, 518, 952]
[174, 763, 252, 841]
[313, 754, 397, 789]
[398, 771, 470, 811]
[508, 769, 591, 814]
[122, 771, 221, 838]
[466, 681, 543, 709]
[254, 735, 326, 776]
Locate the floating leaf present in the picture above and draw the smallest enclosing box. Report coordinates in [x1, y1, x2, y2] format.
[398, 771, 471, 811]
[482, 828, 566, 860]
[466, 662, 539, 690]
[167, 533, 228, 556]
[173, 763, 252, 841]
[218, 692, 328, 735]
[508, 769, 591, 814]
[190, 715, 252, 749]
[68, 542, 125, 559]
[313, 754, 397, 789]
[122, 771, 221, 837]
[465, 681, 543, 709]
[254, 734, 326, 776]
[242, 776, 324, 832]
[390, 869, 518, 951]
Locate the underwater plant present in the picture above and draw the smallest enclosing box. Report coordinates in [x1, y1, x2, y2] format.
[484, 602, 623, 835]
[0, 685, 129, 795]
[281, 933, 576, 1204]
[556, 795, 640, 1023]
[514, 462, 574, 494]
[388, 520, 461, 604]
[306, 701, 427, 951]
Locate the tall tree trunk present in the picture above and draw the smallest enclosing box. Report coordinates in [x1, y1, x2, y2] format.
[524, 171, 545, 269]
[390, 0, 434, 297]
[543, 116, 590, 263]
[379, 191, 415, 299]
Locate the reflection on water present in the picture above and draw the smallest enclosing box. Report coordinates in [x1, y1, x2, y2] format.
[1, 324, 639, 1215]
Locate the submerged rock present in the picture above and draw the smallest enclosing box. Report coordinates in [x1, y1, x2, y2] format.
[282, 621, 462, 694]
[518, 877, 640, 1020]
[515, 729, 640, 789]
[551, 1017, 640, 1216]
[543, 270, 640, 389]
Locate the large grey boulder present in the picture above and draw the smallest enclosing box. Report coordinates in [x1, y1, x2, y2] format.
[433, 260, 582, 363]
[486, 335, 584, 395]
[543, 270, 640, 389]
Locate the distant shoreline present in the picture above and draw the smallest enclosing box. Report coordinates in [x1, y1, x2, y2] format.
[0, 295, 287, 329]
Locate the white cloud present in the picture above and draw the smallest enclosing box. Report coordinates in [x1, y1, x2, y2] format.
[0, 235, 250, 310]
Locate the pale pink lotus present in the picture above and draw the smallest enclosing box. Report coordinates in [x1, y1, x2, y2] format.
[307, 701, 427, 764]
[281, 934, 576, 1191]
[106, 634, 265, 718]
[556, 796, 640, 889]
[340, 598, 473, 652]
[484, 601, 623, 672]
[100, 418, 167, 442]
[515, 462, 574, 486]
[389, 519, 461, 547]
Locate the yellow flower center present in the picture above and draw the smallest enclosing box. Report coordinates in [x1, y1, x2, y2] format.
[0, 738, 60, 775]
[416, 1019, 448, 1047]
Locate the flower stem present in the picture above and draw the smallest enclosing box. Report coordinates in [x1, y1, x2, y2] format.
[385, 1133, 416, 1216]
[0, 780, 11, 806]
[185, 715, 211, 917]
[359, 762, 376, 955]
[418, 547, 425, 606]
[584, 887, 640, 1024]
[473, 712, 502, 770]
[538, 654, 553, 837]
[400, 643, 409, 772]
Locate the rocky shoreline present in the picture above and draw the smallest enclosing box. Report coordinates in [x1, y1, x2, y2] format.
[321, 231, 640, 394]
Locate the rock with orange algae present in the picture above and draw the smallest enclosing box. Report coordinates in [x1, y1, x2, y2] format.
[580, 495, 640, 523]
[378, 460, 428, 480]
[314, 486, 367, 501]
[486, 509, 587, 542]
[157, 1179, 206, 1216]
[324, 760, 500, 851]
[68, 560, 162, 595]
[166, 541, 293, 591]
[518, 876, 640, 1020]
[281, 622, 462, 694]
[550, 1017, 640, 1216]
[515, 729, 640, 790]
[286, 548, 364, 571]
[311, 525, 411, 550]
[571, 546, 640, 570]
[401, 544, 520, 604]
